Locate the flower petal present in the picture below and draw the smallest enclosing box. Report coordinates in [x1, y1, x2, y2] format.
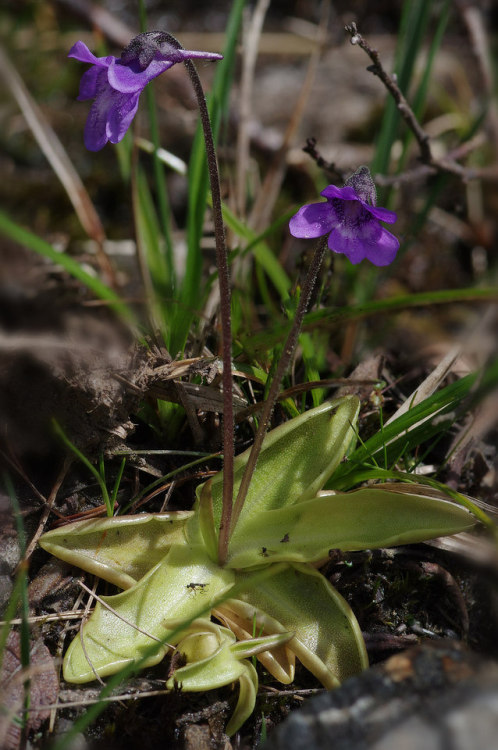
[328, 215, 384, 264]
[289, 201, 336, 239]
[321, 185, 359, 202]
[77, 66, 101, 101]
[328, 227, 368, 264]
[106, 92, 140, 144]
[329, 219, 400, 266]
[83, 72, 115, 151]
[84, 107, 110, 151]
[107, 58, 173, 93]
[364, 225, 400, 266]
[362, 203, 398, 224]
[108, 50, 222, 94]
[68, 41, 114, 68]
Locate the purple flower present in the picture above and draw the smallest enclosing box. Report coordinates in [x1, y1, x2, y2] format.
[289, 166, 399, 266]
[68, 32, 223, 151]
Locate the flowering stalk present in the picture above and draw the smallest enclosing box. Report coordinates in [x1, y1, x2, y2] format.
[69, 31, 233, 564]
[161, 34, 235, 566]
[230, 166, 399, 536]
[230, 236, 329, 535]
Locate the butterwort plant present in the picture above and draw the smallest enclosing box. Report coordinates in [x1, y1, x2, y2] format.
[226, 167, 401, 539]
[69, 32, 223, 151]
[41, 25, 474, 741]
[40, 397, 477, 735]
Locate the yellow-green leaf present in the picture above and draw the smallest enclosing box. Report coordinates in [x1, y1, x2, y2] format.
[63, 543, 234, 683]
[167, 629, 245, 691]
[225, 662, 258, 736]
[227, 486, 475, 569]
[224, 563, 367, 687]
[39, 513, 192, 589]
[187, 396, 360, 548]
[214, 602, 295, 684]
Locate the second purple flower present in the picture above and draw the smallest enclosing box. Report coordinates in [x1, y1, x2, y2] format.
[289, 166, 399, 266]
[68, 32, 223, 152]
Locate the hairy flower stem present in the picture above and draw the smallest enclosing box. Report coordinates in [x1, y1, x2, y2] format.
[161, 33, 234, 565]
[183, 63, 234, 566]
[230, 237, 328, 535]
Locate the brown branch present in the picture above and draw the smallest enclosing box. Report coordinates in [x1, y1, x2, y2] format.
[302, 138, 347, 182]
[374, 135, 489, 186]
[344, 22, 431, 161]
[344, 22, 498, 183]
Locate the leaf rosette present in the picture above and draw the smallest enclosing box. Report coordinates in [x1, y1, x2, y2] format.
[40, 396, 476, 734]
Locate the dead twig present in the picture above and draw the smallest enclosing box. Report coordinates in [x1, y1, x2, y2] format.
[374, 135, 487, 186]
[456, 0, 498, 151]
[302, 137, 347, 182]
[344, 22, 498, 183]
[236, 0, 272, 218]
[22, 458, 72, 562]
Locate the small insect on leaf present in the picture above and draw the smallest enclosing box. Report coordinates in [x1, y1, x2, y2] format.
[186, 582, 208, 592]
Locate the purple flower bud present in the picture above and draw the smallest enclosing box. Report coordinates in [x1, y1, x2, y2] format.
[289, 166, 399, 266]
[68, 32, 223, 151]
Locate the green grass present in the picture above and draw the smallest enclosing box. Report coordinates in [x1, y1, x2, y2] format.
[0, 210, 135, 325]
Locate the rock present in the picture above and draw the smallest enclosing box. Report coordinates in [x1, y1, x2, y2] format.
[264, 642, 498, 750]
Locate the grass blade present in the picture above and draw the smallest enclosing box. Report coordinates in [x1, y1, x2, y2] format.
[3, 474, 31, 735]
[396, 0, 452, 174]
[0, 211, 134, 324]
[329, 370, 490, 489]
[240, 285, 498, 354]
[0, 45, 113, 285]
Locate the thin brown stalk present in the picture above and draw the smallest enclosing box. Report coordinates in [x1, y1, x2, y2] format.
[230, 237, 328, 535]
[23, 458, 72, 562]
[182, 60, 234, 566]
[149, 30, 233, 565]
